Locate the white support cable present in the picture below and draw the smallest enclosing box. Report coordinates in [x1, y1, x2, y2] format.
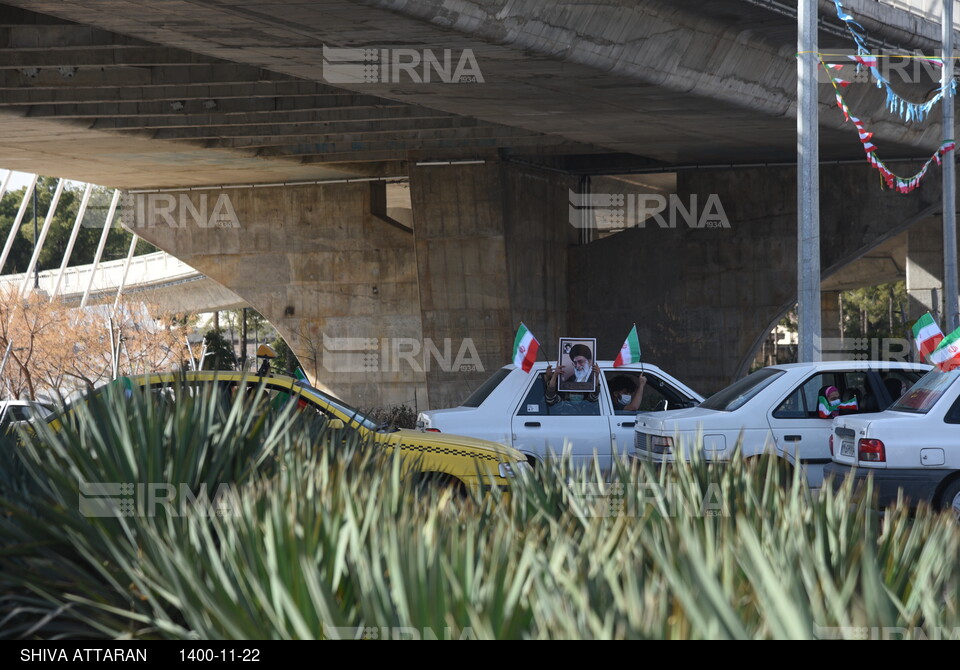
[0, 170, 11, 204]
[112, 233, 139, 317]
[0, 174, 38, 276]
[51, 183, 93, 301]
[19, 178, 65, 297]
[80, 189, 120, 308]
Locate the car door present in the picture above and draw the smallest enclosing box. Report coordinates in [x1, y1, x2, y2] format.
[510, 371, 612, 470]
[767, 370, 885, 487]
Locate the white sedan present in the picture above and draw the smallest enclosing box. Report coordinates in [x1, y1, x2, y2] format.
[825, 368, 960, 516]
[633, 361, 930, 487]
[417, 360, 703, 471]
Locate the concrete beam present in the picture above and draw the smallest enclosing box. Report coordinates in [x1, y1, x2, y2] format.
[21, 95, 417, 120]
[0, 45, 219, 68]
[84, 106, 453, 131]
[2, 0, 940, 167]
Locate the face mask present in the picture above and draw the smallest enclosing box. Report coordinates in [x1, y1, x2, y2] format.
[619, 394, 632, 405]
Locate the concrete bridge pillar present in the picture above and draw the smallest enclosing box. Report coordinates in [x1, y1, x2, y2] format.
[569, 164, 941, 395]
[408, 160, 575, 409]
[127, 161, 575, 411]
[906, 215, 944, 323]
[126, 182, 427, 410]
[821, 291, 842, 342]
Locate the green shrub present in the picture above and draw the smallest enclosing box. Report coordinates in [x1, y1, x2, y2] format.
[1, 387, 958, 639]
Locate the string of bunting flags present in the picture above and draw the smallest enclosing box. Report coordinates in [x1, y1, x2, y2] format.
[830, 0, 955, 123]
[807, 0, 958, 194]
[822, 59, 956, 194]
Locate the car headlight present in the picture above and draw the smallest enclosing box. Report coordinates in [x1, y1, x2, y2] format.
[499, 461, 532, 478]
[651, 435, 674, 455]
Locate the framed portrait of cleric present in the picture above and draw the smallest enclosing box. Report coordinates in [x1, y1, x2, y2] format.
[557, 338, 598, 393]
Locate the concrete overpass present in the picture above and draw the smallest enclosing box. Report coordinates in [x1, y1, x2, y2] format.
[0, 0, 956, 407]
[0, 249, 245, 313]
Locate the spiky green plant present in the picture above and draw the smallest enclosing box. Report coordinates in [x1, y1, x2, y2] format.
[1, 385, 959, 639]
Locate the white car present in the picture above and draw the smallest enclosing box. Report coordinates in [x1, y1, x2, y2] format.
[825, 368, 960, 516]
[0, 400, 53, 430]
[417, 361, 703, 470]
[633, 361, 930, 487]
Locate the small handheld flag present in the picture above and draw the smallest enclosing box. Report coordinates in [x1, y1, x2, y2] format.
[512, 323, 540, 373]
[614, 325, 641, 368]
[837, 397, 858, 412]
[929, 325, 960, 372]
[817, 395, 837, 419]
[913, 312, 944, 364]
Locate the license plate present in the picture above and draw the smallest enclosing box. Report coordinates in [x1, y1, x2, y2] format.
[840, 440, 854, 458]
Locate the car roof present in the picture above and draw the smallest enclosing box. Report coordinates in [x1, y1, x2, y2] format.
[766, 361, 931, 372]
[502, 360, 669, 372]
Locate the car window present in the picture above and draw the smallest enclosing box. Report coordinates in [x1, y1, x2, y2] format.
[604, 372, 687, 414]
[879, 371, 923, 403]
[891, 369, 960, 414]
[772, 371, 883, 419]
[516, 374, 601, 417]
[700, 368, 785, 412]
[462, 368, 511, 408]
[773, 373, 839, 419]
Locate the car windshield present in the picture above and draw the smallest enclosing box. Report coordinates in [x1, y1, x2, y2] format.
[462, 368, 511, 408]
[890, 369, 960, 414]
[294, 382, 379, 430]
[699, 368, 786, 412]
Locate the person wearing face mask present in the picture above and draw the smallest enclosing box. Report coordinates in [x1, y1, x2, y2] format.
[609, 374, 647, 412]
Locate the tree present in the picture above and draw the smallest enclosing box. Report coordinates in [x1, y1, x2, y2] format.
[201, 329, 237, 371]
[0, 287, 188, 400]
[270, 337, 302, 376]
[840, 281, 907, 341]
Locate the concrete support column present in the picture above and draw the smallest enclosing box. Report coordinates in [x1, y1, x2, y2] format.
[568, 164, 941, 395]
[821, 290, 842, 342]
[128, 182, 426, 410]
[408, 160, 574, 409]
[906, 216, 944, 322]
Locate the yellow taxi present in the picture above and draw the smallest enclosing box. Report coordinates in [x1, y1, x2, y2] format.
[52, 371, 529, 496]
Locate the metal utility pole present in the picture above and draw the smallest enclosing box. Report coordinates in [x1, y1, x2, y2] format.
[798, 0, 822, 361]
[32, 185, 38, 289]
[240, 307, 248, 370]
[943, 0, 959, 331]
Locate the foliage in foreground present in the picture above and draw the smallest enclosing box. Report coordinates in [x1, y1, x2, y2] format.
[0, 387, 958, 639]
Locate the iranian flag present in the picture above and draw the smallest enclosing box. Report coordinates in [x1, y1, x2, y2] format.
[913, 312, 944, 364]
[837, 397, 858, 412]
[512, 323, 540, 373]
[929, 326, 960, 372]
[614, 325, 641, 367]
[817, 396, 837, 419]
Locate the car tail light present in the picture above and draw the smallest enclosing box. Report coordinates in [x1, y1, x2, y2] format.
[425, 428, 441, 433]
[858, 438, 886, 463]
[651, 435, 673, 455]
[829, 434, 834, 457]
